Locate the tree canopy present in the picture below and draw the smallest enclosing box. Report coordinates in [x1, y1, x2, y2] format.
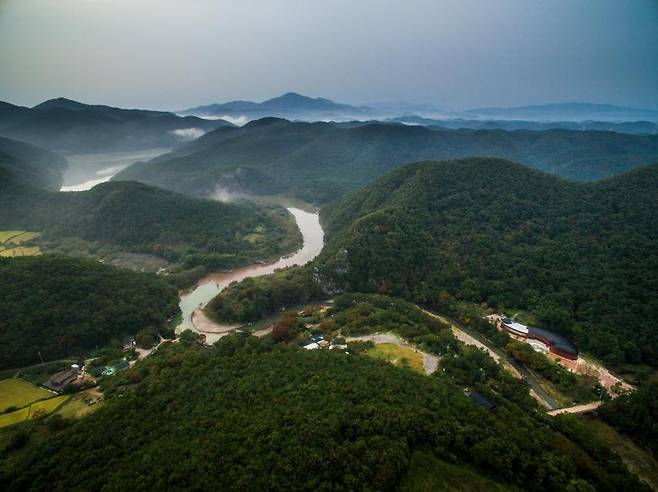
[319, 158, 658, 367]
[0, 255, 179, 368]
[0, 335, 646, 491]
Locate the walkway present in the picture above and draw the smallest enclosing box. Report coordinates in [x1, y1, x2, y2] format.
[547, 401, 603, 416]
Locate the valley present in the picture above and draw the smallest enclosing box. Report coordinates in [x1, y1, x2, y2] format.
[177, 206, 324, 342]
[1, 5, 657, 485]
[60, 147, 171, 191]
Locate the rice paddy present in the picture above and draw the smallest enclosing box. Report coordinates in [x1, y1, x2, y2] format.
[0, 231, 41, 257]
[0, 379, 52, 412]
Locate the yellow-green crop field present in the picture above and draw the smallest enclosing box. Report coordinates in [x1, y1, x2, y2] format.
[0, 407, 30, 428]
[0, 379, 52, 412]
[366, 343, 425, 374]
[0, 246, 41, 257]
[0, 231, 41, 257]
[0, 396, 70, 429]
[0, 378, 70, 429]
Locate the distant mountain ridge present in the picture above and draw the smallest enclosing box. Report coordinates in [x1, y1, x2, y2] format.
[0, 98, 234, 153]
[114, 118, 658, 204]
[180, 92, 366, 121]
[460, 102, 658, 122]
[388, 115, 658, 135]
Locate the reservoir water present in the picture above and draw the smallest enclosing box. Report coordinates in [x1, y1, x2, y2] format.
[176, 207, 324, 336]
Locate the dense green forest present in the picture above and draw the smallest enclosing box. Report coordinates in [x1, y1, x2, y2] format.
[115, 118, 658, 203]
[207, 158, 658, 368]
[317, 158, 658, 368]
[208, 266, 322, 322]
[599, 380, 658, 457]
[0, 334, 647, 491]
[0, 255, 179, 368]
[0, 176, 301, 286]
[0, 136, 66, 190]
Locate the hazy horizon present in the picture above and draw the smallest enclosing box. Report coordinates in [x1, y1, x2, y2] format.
[1, 0, 657, 111]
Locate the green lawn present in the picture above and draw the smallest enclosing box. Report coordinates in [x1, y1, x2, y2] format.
[366, 343, 425, 374]
[55, 389, 102, 419]
[0, 379, 52, 412]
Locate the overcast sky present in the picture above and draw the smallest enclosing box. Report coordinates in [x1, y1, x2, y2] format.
[1, 0, 657, 111]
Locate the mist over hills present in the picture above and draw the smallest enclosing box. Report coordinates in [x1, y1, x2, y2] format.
[0, 173, 299, 286]
[388, 115, 658, 135]
[180, 93, 658, 126]
[0, 98, 233, 154]
[460, 102, 658, 123]
[114, 118, 658, 204]
[180, 92, 368, 122]
[0, 135, 67, 190]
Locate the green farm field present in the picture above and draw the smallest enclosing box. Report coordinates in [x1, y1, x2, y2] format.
[0, 379, 52, 412]
[0, 231, 41, 257]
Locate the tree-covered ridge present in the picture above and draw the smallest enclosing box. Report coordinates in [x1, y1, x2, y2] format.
[0, 177, 301, 285]
[599, 380, 658, 457]
[208, 266, 323, 322]
[319, 158, 658, 367]
[0, 334, 646, 491]
[0, 255, 179, 368]
[114, 118, 658, 203]
[0, 98, 233, 154]
[0, 136, 67, 191]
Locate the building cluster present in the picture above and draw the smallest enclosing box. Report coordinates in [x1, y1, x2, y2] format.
[488, 314, 579, 360]
[303, 334, 348, 352]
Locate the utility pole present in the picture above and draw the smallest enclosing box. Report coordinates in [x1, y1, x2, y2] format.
[38, 351, 44, 365]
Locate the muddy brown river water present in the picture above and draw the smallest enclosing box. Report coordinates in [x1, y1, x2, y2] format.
[176, 207, 324, 336]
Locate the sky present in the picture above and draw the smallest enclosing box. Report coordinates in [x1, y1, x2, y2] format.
[1, 0, 657, 111]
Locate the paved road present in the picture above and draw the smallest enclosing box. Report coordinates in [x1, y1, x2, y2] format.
[8, 358, 78, 378]
[547, 401, 603, 416]
[419, 307, 560, 410]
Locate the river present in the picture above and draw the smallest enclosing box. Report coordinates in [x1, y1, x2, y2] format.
[176, 207, 324, 340]
[59, 148, 170, 192]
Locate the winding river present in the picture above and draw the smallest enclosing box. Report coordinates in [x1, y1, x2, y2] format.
[176, 207, 324, 341]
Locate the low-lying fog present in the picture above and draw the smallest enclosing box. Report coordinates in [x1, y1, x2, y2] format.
[60, 148, 171, 192]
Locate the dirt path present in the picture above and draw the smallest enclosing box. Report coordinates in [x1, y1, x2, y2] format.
[191, 308, 240, 334]
[252, 327, 273, 338]
[576, 356, 635, 396]
[345, 333, 439, 375]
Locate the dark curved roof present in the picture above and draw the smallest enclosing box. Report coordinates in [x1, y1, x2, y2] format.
[527, 326, 578, 357]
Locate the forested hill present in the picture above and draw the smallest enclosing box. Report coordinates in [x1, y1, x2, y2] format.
[114, 118, 658, 203]
[0, 98, 233, 154]
[0, 335, 645, 491]
[0, 136, 67, 190]
[319, 158, 658, 367]
[0, 176, 300, 279]
[0, 255, 178, 368]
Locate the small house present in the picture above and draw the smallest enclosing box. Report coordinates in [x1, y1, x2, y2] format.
[43, 368, 80, 393]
